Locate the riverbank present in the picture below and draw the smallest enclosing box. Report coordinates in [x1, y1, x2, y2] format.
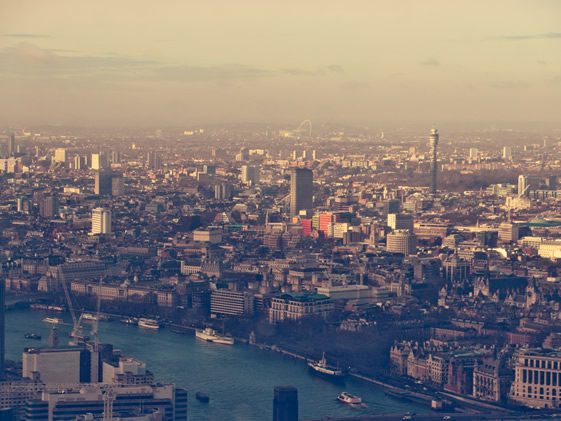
[6, 308, 427, 421]
[247, 341, 524, 415]
[8, 300, 523, 417]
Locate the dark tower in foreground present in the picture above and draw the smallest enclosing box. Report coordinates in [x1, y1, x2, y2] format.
[0, 269, 5, 380]
[429, 128, 439, 195]
[273, 386, 298, 421]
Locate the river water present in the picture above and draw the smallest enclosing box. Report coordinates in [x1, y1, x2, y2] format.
[5, 309, 426, 420]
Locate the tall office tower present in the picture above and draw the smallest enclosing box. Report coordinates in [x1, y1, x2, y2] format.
[73, 155, 83, 170]
[429, 128, 439, 194]
[16, 196, 25, 212]
[39, 195, 59, 218]
[469, 147, 479, 160]
[518, 175, 527, 196]
[273, 386, 298, 421]
[312, 150, 318, 160]
[91, 207, 111, 235]
[147, 151, 161, 170]
[386, 230, 417, 255]
[17, 197, 30, 214]
[290, 167, 313, 217]
[203, 164, 216, 175]
[235, 147, 250, 162]
[0, 274, 5, 380]
[241, 165, 259, 185]
[502, 146, 512, 161]
[517, 174, 542, 197]
[7, 134, 16, 157]
[111, 150, 121, 164]
[498, 222, 520, 243]
[111, 174, 125, 196]
[94, 170, 113, 195]
[387, 213, 414, 231]
[54, 148, 66, 163]
[91, 152, 104, 170]
[215, 182, 232, 200]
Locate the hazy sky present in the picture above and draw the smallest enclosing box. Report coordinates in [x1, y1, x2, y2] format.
[1, 0, 560, 128]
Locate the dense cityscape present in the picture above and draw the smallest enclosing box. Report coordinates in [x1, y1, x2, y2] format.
[2, 1, 561, 420]
[0, 122, 560, 420]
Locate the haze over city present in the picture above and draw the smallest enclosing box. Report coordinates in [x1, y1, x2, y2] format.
[3, 2, 561, 421]
[1, 0, 561, 128]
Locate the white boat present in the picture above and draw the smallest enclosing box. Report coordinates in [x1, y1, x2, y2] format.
[308, 352, 345, 378]
[81, 312, 109, 322]
[47, 305, 65, 312]
[42, 317, 62, 324]
[138, 318, 160, 330]
[81, 312, 98, 321]
[337, 391, 362, 404]
[195, 327, 234, 345]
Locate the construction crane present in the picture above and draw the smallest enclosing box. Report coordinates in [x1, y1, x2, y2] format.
[91, 278, 103, 349]
[61, 278, 84, 345]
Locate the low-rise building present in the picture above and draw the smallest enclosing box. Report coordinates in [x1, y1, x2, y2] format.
[210, 289, 254, 316]
[510, 350, 561, 408]
[269, 293, 334, 323]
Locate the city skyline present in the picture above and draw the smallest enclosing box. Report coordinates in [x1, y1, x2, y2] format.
[3, 2, 561, 421]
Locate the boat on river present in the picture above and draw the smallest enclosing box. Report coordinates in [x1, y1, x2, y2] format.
[195, 327, 234, 345]
[42, 317, 62, 324]
[308, 352, 345, 379]
[337, 391, 362, 405]
[138, 318, 160, 330]
[82, 312, 110, 322]
[120, 317, 138, 325]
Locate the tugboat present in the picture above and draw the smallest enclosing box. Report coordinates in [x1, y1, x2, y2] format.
[337, 391, 362, 405]
[195, 392, 210, 403]
[24, 333, 42, 340]
[195, 327, 234, 345]
[308, 352, 345, 379]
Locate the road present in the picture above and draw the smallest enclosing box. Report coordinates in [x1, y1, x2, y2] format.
[307, 413, 551, 421]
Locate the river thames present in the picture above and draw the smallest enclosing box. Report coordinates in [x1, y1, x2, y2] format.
[5, 309, 426, 420]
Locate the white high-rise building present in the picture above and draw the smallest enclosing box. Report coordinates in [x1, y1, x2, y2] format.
[91, 153, 101, 170]
[54, 148, 66, 163]
[91, 207, 111, 235]
[91, 152, 107, 170]
[386, 230, 417, 255]
[73, 155, 82, 170]
[502, 146, 512, 161]
[387, 213, 414, 231]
